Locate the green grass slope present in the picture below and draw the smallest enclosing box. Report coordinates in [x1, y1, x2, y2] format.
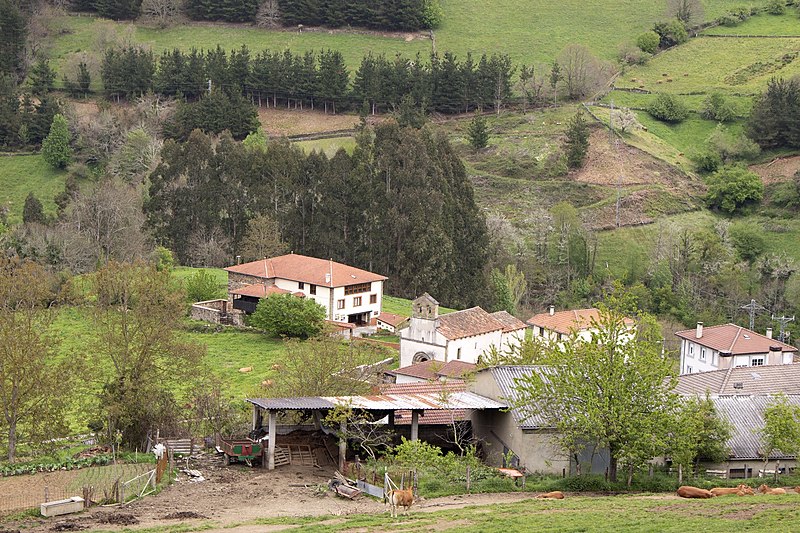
[0, 155, 68, 225]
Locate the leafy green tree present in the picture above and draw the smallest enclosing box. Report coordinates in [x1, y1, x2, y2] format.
[152, 246, 175, 272]
[421, 0, 444, 28]
[22, 192, 45, 225]
[467, 113, 489, 150]
[93, 262, 204, 448]
[490, 264, 526, 315]
[249, 293, 326, 338]
[652, 20, 688, 48]
[636, 31, 661, 54]
[185, 269, 224, 302]
[28, 59, 55, 97]
[729, 222, 766, 263]
[647, 93, 689, 123]
[564, 111, 590, 169]
[705, 164, 764, 214]
[669, 395, 732, 480]
[747, 77, 800, 149]
[513, 304, 678, 482]
[761, 394, 800, 468]
[41, 114, 73, 169]
[0, 259, 80, 462]
[700, 93, 735, 123]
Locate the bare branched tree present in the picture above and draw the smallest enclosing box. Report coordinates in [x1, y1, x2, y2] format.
[325, 403, 393, 461]
[256, 0, 280, 27]
[667, 0, 704, 26]
[141, 0, 182, 27]
[556, 45, 616, 101]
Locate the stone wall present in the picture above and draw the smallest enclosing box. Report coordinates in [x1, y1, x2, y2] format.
[191, 299, 245, 326]
[227, 272, 274, 297]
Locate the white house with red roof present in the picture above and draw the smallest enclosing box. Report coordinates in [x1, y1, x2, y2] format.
[398, 293, 526, 367]
[225, 253, 387, 325]
[676, 322, 797, 375]
[526, 306, 635, 347]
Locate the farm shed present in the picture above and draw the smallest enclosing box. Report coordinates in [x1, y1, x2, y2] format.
[247, 391, 506, 470]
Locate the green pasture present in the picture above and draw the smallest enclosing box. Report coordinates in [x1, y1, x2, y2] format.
[616, 36, 800, 95]
[0, 154, 69, 225]
[704, 12, 800, 36]
[294, 136, 356, 156]
[601, 90, 753, 116]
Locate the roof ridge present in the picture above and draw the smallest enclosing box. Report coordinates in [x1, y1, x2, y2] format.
[729, 325, 742, 353]
[719, 366, 735, 394]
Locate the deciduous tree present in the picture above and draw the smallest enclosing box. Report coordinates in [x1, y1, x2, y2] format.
[761, 393, 800, 467]
[238, 213, 287, 262]
[249, 293, 326, 338]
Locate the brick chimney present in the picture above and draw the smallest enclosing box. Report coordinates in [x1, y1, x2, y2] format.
[766, 328, 773, 339]
[695, 322, 703, 339]
[549, 305, 555, 316]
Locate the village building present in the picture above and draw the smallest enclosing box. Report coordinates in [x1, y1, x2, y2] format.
[676, 365, 800, 477]
[675, 322, 797, 375]
[375, 312, 408, 333]
[526, 306, 635, 347]
[224, 253, 387, 326]
[384, 360, 476, 384]
[468, 366, 608, 474]
[398, 293, 526, 367]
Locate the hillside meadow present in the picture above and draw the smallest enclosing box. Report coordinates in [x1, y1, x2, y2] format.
[0, 154, 68, 225]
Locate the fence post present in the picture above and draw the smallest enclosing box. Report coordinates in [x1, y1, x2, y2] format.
[44, 486, 49, 503]
[775, 460, 780, 483]
[466, 465, 471, 494]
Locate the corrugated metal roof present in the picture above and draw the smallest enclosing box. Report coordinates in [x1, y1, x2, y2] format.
[712, 395, 800, 460]
[487, 366, 554, 429]
[676, 364, 800, 396]
[247, 392, 505, 411]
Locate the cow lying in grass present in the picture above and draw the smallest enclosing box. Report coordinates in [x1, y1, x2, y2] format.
[537, 491, 565, 499]
[677, 486, 715, 498]
[759, 484, 786, 495]
[387, 488, 414, 517]
[710, 484, 754, 496]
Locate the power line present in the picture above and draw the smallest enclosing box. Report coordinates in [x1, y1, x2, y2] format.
[740, 299, 766, 331]
[772, 313, 795, 343]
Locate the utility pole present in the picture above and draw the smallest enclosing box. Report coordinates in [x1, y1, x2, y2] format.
[207, 79, 212, 94]
[771, 314, 795, 343]
[740, 299, 765, 331]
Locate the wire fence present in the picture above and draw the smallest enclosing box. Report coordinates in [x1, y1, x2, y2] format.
[0, 462, 154, 515]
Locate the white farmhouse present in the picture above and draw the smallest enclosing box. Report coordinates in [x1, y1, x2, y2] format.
[225, 253, 387, 325]
[676, 322, 797, 375]
[526, 306, 635, 347]
[398, 293, 526, 367]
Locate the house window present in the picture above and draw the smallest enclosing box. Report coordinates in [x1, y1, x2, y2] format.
[457, 347, 462, 360]
[353, 296, 362, 306]
[310, 284, 316, 295]
[538, 327, 544, 337]
[337, 299, 345, 310]
[344, 282, 371, 295]
[557, 333, 563, 341]
[298, 282, 304, 290]
[751, 357, 765, 367]
[686, 366, 693, 374]
[700, 348, 706, 361]
[688, 345, 694, 358]
[370, 294, 377, 304]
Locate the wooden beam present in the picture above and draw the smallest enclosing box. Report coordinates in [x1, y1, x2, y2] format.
[339, 420, 347, 473]
[267, 410, 276, 470]
[411, 410, 419, 441]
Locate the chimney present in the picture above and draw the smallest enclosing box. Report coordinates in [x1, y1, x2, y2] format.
[549, 305, 555, 316]
[766, 328, 773, 339]
[236, 255, 242, 265]
[695, 322, 703, 339]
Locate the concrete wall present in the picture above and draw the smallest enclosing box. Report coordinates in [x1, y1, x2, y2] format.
[446, 330, 503, 364]
[399, 317, 445, 366]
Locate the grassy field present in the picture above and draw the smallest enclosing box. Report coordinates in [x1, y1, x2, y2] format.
[616, 36, 800, 95]
[704, 12, 800, 36]
[0, 154, 69, 225]
[294, 136, 356, 156]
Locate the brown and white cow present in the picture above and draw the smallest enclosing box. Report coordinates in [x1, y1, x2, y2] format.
[387, 488, 414, 517]
[758, 484, 786, 495]
[677, 486, 715, 499]
[537, 491, 565, 499]
[710, 484, 753, 496]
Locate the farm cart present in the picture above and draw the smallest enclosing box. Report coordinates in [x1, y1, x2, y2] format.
[220, 437, 265, 466]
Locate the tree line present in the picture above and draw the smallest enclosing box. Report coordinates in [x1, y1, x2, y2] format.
[98, 45, 516, 115]
[146, 122, 489, 308]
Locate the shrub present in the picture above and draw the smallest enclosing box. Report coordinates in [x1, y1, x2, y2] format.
[152, 246, 175, 272]
[730, 222, 767, 262]
[421, 0, 444, 29]
[691, 150, 722, 173]
[248, 293, 326, 338]
[709, 126, 761, 162]
[647, 93, 689, 122]
[636, 31, 661, 54]
[619, 44, 650, 66]
[767, 0, 787, 14]
[717, 13, 740, 25]
[185, 269, 223, 302]
[700, 93, 735, 122]
[467, 114, 490, 150]
[653, 20, 688, 49]
[705, 164, 764, 213]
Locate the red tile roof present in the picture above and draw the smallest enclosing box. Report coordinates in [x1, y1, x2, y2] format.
[489, 310, 528, 333]
[387, 360, 476, 381]
[527, 308, 634, 335]
[381, 382, 467, 424]
[376, 312, 408, 328]
[225, 253, 387, 288]
[675, 324, 797, 355]
[437, 307, 505, 340]
[229, 284, 304, 298]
